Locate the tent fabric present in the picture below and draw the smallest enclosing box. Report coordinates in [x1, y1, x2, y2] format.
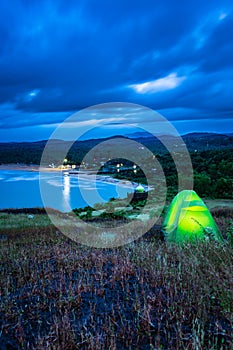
[135, 184, 145, 193]
[162, 190, 223, 243]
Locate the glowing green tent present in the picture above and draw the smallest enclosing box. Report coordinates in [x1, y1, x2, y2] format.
[162, 190, 223, 243]
[135, 184, 145, 193]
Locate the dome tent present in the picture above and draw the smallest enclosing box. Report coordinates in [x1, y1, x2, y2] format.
[162, 190, 223, 243]
[135, 184, 145, 193]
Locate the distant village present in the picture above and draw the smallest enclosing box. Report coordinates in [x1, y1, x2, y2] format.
[51, 158, 143, 176]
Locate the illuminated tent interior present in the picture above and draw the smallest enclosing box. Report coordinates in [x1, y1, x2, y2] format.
[162, 190, 223, 243]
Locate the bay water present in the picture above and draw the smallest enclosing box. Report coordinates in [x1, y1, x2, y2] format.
[0, 170, 134, 212]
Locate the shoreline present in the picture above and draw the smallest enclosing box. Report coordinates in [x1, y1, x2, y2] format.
[0, 164, 60, 172]
[0, 164, 145, 190]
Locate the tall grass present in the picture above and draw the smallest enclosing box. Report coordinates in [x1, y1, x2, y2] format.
[0, 213, 232, 349]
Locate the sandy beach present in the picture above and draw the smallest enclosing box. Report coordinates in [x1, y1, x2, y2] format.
[0, 164, 60, 172]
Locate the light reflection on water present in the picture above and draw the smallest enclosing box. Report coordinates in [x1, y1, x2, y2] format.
[62, 174, 71, 211]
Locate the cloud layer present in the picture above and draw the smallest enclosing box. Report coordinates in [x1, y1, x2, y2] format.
[0, 0, 232, 140]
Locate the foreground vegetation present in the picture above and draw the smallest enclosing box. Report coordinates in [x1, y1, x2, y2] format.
[0, 209, 232, 349]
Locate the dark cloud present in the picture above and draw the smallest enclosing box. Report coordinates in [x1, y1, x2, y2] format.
[0, 0, 232, 139]
[200, 14, 233, 71]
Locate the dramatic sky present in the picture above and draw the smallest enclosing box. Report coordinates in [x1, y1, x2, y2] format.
[0, 0, 233, 141]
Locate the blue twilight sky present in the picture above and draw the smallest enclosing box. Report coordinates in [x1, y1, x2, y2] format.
[0, 0, 233, 141]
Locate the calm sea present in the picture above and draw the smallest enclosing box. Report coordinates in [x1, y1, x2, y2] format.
[0, 170, 134, 212]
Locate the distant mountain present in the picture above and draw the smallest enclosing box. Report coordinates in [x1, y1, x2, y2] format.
[127, 130, 232, 139]
[126, 131, 153, 139]
[181, 132, 233, 151]
[0, 132, 232, 165]
[183, 132, 229, 138]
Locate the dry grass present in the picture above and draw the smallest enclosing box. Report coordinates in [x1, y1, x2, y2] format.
[0, 212, 232, 349]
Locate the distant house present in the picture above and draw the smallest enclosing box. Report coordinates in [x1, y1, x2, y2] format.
[127, 184, 148, 203]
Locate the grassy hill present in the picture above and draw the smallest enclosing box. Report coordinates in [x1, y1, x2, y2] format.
[0, 207, 232, 349]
